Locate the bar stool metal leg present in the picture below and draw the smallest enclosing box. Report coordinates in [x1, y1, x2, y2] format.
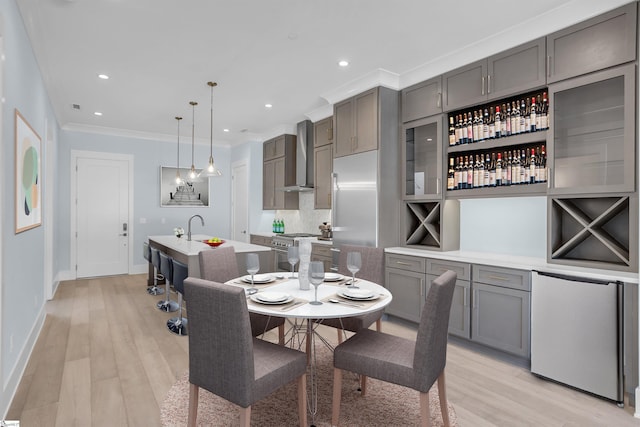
[167, 258, 188, 335]
[148, 245, 165, 295]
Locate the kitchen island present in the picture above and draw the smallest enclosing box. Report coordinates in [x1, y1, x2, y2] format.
[147, 235, 273, 285]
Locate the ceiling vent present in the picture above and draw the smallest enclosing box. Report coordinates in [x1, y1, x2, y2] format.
[72, 104, 81, 110]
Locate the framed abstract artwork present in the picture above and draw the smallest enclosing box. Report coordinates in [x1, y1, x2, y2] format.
[160, 166, 210, 207]
[15, 109, 42, 233]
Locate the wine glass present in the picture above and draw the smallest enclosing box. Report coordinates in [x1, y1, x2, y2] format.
[346, 252, 361, 289]
[308, 261, 325, 305]
[287, 246, 299, 279]
[246, 253, 260, 294]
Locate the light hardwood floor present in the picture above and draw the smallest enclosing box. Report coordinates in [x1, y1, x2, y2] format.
[6, 274, 640, 426]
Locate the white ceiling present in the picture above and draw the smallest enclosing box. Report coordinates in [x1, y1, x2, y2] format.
[15, 0, 632, 147]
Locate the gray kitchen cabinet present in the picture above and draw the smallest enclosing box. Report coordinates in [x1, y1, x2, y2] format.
[262, 134, 298, 210]
[471, 264, 531, 358]
[314, 143, 332, 209]
[402, 115, 443, 200]
[333, 87, 379, 157]
[442, 38, 546, 112]
[250, 234, 272, 247]
[401, 76, 442, 123]
[546, 2, 637, 84]
[385, 254, 426, 322]
[548, 63, 635, 195]
[313, 116, 333, 148]
[311, 243, 333, 272]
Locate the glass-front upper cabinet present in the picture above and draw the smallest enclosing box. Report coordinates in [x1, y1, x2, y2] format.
[548, 63, 635, 195]
[402, 115, 443, 200]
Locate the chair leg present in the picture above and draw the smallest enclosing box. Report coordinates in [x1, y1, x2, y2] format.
[437, 371, 450, 427]
[298, 374, 307, 427]
[375, 318, 382, 332]
[420, 391, 431, 427]
[306, 325, 312, 365]
[278, 323, 285, 346]
[331, 368, 343, 426]
[187, 383, 199, 427]
[239, 406, 251, 427]
[360, 375, 367, 396]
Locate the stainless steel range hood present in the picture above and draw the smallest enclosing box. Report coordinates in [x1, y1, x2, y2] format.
[278, 120, 314, 192]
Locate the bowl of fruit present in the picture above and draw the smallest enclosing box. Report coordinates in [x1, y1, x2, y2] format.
[203, 237, 225, 247]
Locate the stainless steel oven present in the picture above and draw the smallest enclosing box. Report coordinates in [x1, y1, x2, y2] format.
[271, 233, 319, 272]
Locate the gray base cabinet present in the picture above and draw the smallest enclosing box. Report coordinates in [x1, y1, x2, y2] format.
[385, 253, 531, 358]
[311, 243, 333, 272]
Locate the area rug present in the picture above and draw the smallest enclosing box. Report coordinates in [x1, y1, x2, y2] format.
[161, 344, 458, 426]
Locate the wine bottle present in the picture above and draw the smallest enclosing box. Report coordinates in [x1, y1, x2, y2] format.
[472, 154, 479, 188]
[520, 99, 527, 133]
[530, 97, 537, 132]
[495, 152, 502, 187]
[535, 95, 541, 131]
[454, 115, 461, 145]
[448, 116, 455, 146]
[513, 101, 521, 134]
[522, 149, 529, 184]
[455, 156, 462, 189]
[483, 108, 489, 141]
[530, 148, 537, 183]
[489, 106, 495, 139]
[489, 152, 497, 187]
[478, 154, 485, 187]
[472, 110, 480, 142]
[504, 151, 510, 185]
[467, 111, 473, 143]
[484, 153, 490, 186]
[524, 98, 531, 132]
[494, 105, 501, 138]
[513, 150, 520, 185]
[467, 155, 474, 189]
[461, 156, 468, 189]
[447, 157, 455, 190]
[501, 103, 507, 137]
[505, 102, 512, 136]
[505, 151, 512, 186]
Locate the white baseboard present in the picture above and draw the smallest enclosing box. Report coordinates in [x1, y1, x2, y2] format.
[1, 305, 46, 419]
[57, 269, 76, 282]
[131, 263, 148, 275]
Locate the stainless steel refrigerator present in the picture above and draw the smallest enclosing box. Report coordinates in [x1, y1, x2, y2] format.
[331, 149, 400, 264]
[531, 270, 624, 405]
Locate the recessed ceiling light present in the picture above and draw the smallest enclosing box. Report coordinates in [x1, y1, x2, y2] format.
[94, 111, 103, 116]
[265, 103, 273, 109]
[97, 74, 109, 80]
[223, 128, 230, 132]
[338, 60, 349, 67]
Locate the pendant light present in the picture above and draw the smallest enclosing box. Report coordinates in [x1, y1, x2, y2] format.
[201, 81, 222, 177]
[174, 116, 183, 185]
[188, 101, 200, 181]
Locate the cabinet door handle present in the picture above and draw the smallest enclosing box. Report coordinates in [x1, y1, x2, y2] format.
[481, 76, 485, 95]
[487, 75, 491, 94]
[547, 167, 552, 189]
[436, 92, 442, 108]
[473, 290, 478, 308]
[436, 178, 441, 194]
[488, 275, 509, 281]
[463, 288, 468, 307]
[395, 261, 413, 266]
[547, 56, 551, 77]
[327, 127, 333, 141]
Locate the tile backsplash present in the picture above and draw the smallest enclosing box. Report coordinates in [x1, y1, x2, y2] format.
[275, 192, 331, 234]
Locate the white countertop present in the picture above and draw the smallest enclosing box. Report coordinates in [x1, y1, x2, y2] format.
[385, 247, 639, 284]
[148, 235, 271, 257]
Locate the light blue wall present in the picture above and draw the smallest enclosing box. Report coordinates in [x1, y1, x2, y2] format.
[459, 196, 547, 258]
[58, 130, 232, 271]
[1, 0, 59, 408]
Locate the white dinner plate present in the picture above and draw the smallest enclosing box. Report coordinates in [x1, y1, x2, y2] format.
[241, 274, 275, 284]
[339, 289, 379, 301]
[250, 293, 294, 305]
[323, 273, 344, 282]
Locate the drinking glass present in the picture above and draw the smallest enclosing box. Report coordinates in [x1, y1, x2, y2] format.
[287, 246, 299, 278]
[346, 252, 361, 289]
[246, 253, 260, 294]
[308, 261, 325, 305]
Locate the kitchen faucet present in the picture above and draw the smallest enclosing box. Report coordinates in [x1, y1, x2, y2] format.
[187, 214, 204, 241]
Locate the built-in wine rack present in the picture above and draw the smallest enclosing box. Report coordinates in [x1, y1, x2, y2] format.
[548, 195, 637, 271]
[404, 200, 459, 251]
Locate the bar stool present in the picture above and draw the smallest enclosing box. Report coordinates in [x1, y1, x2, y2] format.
[148, 246, 164, 295]
[145, 242, 165, 295]
[157, 252, 179, 312]
[167, 258, 188, 336]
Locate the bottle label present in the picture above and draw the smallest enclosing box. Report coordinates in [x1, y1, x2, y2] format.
[447, 177, 454, 190]
[489, 171, 496, 187]
[541, 115, 548, 130]
[449, 134, 455, 146]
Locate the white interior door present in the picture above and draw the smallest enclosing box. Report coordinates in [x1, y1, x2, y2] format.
[76, 156, 129, 277]
[231, 161, 249, 242]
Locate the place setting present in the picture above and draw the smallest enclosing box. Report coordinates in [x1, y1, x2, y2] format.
[322, 287, 388, 309]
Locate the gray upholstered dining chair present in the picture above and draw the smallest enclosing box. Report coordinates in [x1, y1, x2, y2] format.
[184, 277, 307, 427]
[318, 244, 385, 342]
[199, 247, 286, 344]
[331, 270, 457, 427]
